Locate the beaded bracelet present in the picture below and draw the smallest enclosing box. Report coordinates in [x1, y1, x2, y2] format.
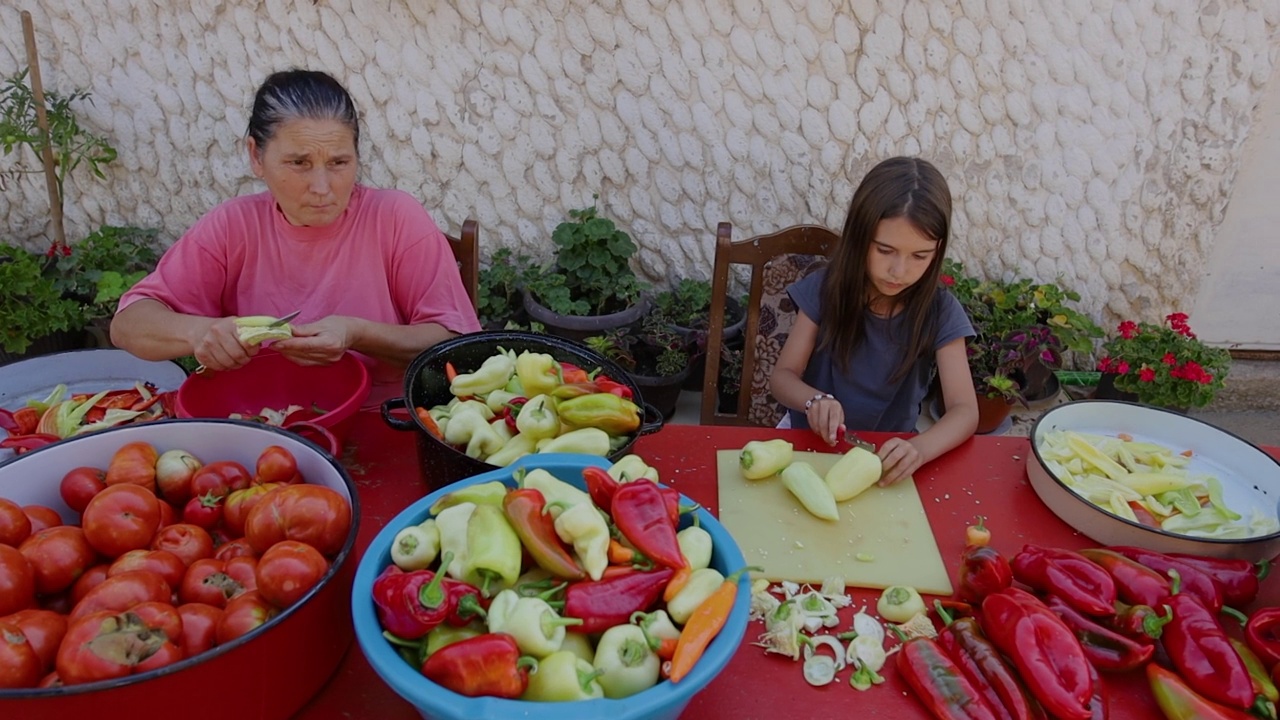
[804, 393, 835, 410]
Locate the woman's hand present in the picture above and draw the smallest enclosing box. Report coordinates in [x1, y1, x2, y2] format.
[805, 396, 844, 446]
[192, 317, 257, 371]
[271, 316, 356, 366]
[877, 437, 924, 486]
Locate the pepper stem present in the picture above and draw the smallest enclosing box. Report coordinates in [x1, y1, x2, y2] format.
[1259, 559, 1273, 582]
[1221, 605, 1250, 626]
[1143, 605, 1173, 639]
[454, 592, 488, 621]
[933, 599, 955, 627]
[381, 630, 422, 649]
[419, 551, 453, 609]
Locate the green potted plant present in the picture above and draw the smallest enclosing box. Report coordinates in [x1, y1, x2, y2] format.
[650, 278, 747, 391]
[476, 247, 535, 330]
[0, 244, 84, 360]
[1095, 312, 1230, 411]
[48, 225, 162, 344]
[522, 199, 649, 342]
[584, 308, 698, 420]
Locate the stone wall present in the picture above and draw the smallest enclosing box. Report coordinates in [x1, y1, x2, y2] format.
[0, 0, 1275, 325]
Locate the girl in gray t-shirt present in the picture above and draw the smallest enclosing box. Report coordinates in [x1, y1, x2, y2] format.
[771, 157, 980, 486]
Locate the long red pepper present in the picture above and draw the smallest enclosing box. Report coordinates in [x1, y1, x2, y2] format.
[1042, 595, 1154, 672]
[421, 633, 535, 698]
[582, 466, 621, 511]
[956, 545, 1013, 605]
[1107, 601, 1171, 646]
[502, 489, 585, 581]
[897, 634, 1000, 720]
[611, 481, 686, 569]
[1147, 663, 1257, 720]
[1166, 552, 1268, 608]
[563, 568, 673, 633]
[1246, 608, 1280, 670]
[1076, 548, 1170, 608]
[935, 602, 1045, 720]
[1105, 546, 1222, 613]
[0, 433, 60, 453]
[1085, 661, 1108, 720]
[1010, 545, 1116, 617]
[980, 588, 1093, 720]
[1162, 592, 1261, 713]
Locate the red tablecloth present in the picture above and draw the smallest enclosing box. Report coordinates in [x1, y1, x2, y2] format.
[295, 411, 1280, 719]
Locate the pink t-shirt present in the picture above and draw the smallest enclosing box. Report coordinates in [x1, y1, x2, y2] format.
[120, 184, 481, 406]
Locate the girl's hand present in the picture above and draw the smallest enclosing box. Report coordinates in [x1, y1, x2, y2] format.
[876, 437, 923, 486]
[271, 316, 356, 366]
[805, 396, 844, 446]
[193, 316, 256, 371]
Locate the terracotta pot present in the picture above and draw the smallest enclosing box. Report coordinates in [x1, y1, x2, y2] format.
[974, 393, 1016, 434]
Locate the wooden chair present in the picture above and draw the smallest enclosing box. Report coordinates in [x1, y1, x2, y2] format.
[700, 222, 839, 426]
[444, 219, 479, 311]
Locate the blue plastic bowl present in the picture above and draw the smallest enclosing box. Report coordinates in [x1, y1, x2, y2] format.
[351, 453, 750, 720]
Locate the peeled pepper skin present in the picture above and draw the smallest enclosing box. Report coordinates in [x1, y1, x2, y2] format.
[739, 439, 793, 480]
[555, 393, 642, 435]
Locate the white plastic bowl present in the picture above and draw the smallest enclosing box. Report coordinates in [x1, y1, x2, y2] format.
[1027, 400, 1280, 562]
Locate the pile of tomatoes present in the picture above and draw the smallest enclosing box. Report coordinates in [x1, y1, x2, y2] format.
[0, 441, 351, 689]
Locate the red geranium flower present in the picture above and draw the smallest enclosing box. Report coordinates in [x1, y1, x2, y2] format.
[1118, 320, 1139, 339]
[1138, 367, 1156, 383]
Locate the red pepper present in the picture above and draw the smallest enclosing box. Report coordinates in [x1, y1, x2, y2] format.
[582, 466, 621, 512]
[956, 545, 1013, 605]
[1163, 592, 1263, 713]
[559, 362, 591, 385]
[563, 568, 673, 634]
[1246, 608, 1280, 671]
[1085, 661, 1108, 720]
[896, 633, 1000, 720]
[443, 580, 490, 627]
[1107, 601, 1171, 645]
[371, 555, 456, 640]
[1147, 663, 1257, 720]
[935, 602, 1045, 720]
[421, 632, 535, 698]
[0, 433, 60, 453]
[594, 375, 634, 400]
[11, 406, 39, 435]
[611, 481, 686, 569]
[1105, 546, 1223, 613]
[1076, 548, 1171, 609]
[1166, 552, 1269, 609]
[1041, 594, 1154, 672]
[1011, 545, 1116, 617]
[502, 489, 585, 581]
[0, 408, 18, 435]
[501, 397, 527, 433]
[979, 588, 1094, 720]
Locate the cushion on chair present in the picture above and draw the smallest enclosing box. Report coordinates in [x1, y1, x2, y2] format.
[748, 254, 829, 426]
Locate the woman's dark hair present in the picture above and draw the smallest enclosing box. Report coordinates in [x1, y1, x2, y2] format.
[818, 156, 953, 383]
[246, 69, 359, 151]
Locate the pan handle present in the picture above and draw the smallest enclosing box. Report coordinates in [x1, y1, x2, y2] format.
[637, 402, 665, 436]
[285, 421, 341, 456]
[380, 397, 417, 432]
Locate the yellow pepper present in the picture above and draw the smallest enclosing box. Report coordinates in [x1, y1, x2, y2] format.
[520, 468, 593, 516]
[824, 446, 883, 502]
[516, 351, 561, 399]
[739, 439, 794, 480]
[429, 480, 508, 515]
[443, 405, 504, 459]
[515, 394, 559, 441]
[780, 461, 839, 521]
[555, 393, 642, 435]
[462, 504, 523, 596]
[536, 427, 612, 456]
[486, 432, 537, 467]
[483, 389, 521, 414]
[666, 567, 725, 625]
[434, 502, 476, 580]
[450, 349, 516, 397]
[553, 502, 610, 580]
[608, 454, 659, 483]
[234, 315, 294, 345]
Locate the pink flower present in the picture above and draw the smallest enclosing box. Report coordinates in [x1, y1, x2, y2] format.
[1161, 353, 1176, 366]
[1118, 321, 1139, 339]
[1098, 356, 1113, 372]
[940, 275, 955, 286]
[1115, 360, 1130, 375]
[1138, 367, 1156, 383]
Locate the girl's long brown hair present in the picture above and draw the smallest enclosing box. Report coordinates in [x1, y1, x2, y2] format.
[818, 157, 953, 383]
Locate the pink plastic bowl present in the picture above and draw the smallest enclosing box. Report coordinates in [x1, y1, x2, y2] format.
[175, 350, 370, 451]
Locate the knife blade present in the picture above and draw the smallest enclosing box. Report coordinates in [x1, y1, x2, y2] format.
[268, 310, 301, 327]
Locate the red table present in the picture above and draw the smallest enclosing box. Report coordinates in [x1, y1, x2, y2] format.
[295, 410, 1280, 719]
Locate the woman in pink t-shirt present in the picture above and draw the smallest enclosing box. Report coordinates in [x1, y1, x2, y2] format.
[112, 70, 480, 406]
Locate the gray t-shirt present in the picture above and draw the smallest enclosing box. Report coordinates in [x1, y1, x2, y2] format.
[786, 268, 974, 432]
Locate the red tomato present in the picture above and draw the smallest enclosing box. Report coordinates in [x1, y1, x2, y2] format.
[176, 602, 222, 656]
[189, 461, 253, 500]
[182, 493, 224, 532]
[104, 441, 159, 493]
[223, 483, 281, 537]
[244, 484, 351, 556]
[0, 621, 42, 688]
[109, 549, 186, 592]
[0, 497, 32, 546]
[18, 526, 98, 596]
[128, 601, 183, 645]
[69, 570, 170, 623]
[255, 445, 299, 485]
[81, 484, 161, 558]
[215, 590, 277, 645]
[179, 557, 257, 608]
[254, 540, 328, 609]
[2, 609, 67, 673]
[213, 538, 256, 561]
[22, 505, 63, 533]
[58, 467, 107, 514]
[70, 564, 111, 605]
[151, 523, 214, 567]
[0, 544, 35, 616]
[56, 608, 181, 685]
[156, 499, 177, 528]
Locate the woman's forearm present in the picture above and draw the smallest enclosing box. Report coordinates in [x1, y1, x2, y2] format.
[110, 300, 210, 361]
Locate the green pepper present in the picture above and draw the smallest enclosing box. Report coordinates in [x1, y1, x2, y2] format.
[429, 481, 509, 515]
[519, 468, 593, 516]
[515, 394, 559, 441]
[738, 439, 794, 480]
[434, 502, 476, 580]
[593, 624, 660, 698]
[552, 502, 611, 581]
[536, 427, 612, 456]
[462, 504, 523, 596]
[424, 621, 485, 658]
[607, 454, 659, 483]
[501, 597, 584, 658]
[555, 393, 642, 435]
[516, 351, 561, 399]
[522, 649, 605, 701]
[486, 433, 537, 468]
[450, 350, 517, 397]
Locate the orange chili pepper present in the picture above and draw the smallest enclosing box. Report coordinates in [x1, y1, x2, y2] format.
[656, 636, 678, 660]
[608, 539, 635, 565]
[445, 361, 458, 383]
[104, 441, 159, 493]
[667, 566, 758, 683]
[415, 407, 443, 439]
[662, 565, 692, 604]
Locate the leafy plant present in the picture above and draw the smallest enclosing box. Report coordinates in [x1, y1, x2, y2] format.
[1097, 313, 1230, 409]
[0, 245, 82, 354]
[49, 226, 161, 323]
[652, 279, 713, 328]
[584, 309, 695, 379]
[525, 200, 645, 316]
[0, 68, 117, 223]
[477, 247, 534, 329]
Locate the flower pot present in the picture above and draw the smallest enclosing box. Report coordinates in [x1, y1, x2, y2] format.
[1021, 354, 1058, 402]
[1092, 373, 1188, 414]
[626, 364, 691, 421]
[974, 393, 1016, 434]
[522, 290, 650, 344]
[0, 329, 86, 367]
[674, 297, 747, 391]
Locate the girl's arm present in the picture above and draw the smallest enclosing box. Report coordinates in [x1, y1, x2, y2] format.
[879, 337, 979, 484]
[770, 311, 845, 444]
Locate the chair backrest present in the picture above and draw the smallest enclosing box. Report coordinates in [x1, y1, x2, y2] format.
[701, 222, 838, 426]
[444, 219, 479, 311]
